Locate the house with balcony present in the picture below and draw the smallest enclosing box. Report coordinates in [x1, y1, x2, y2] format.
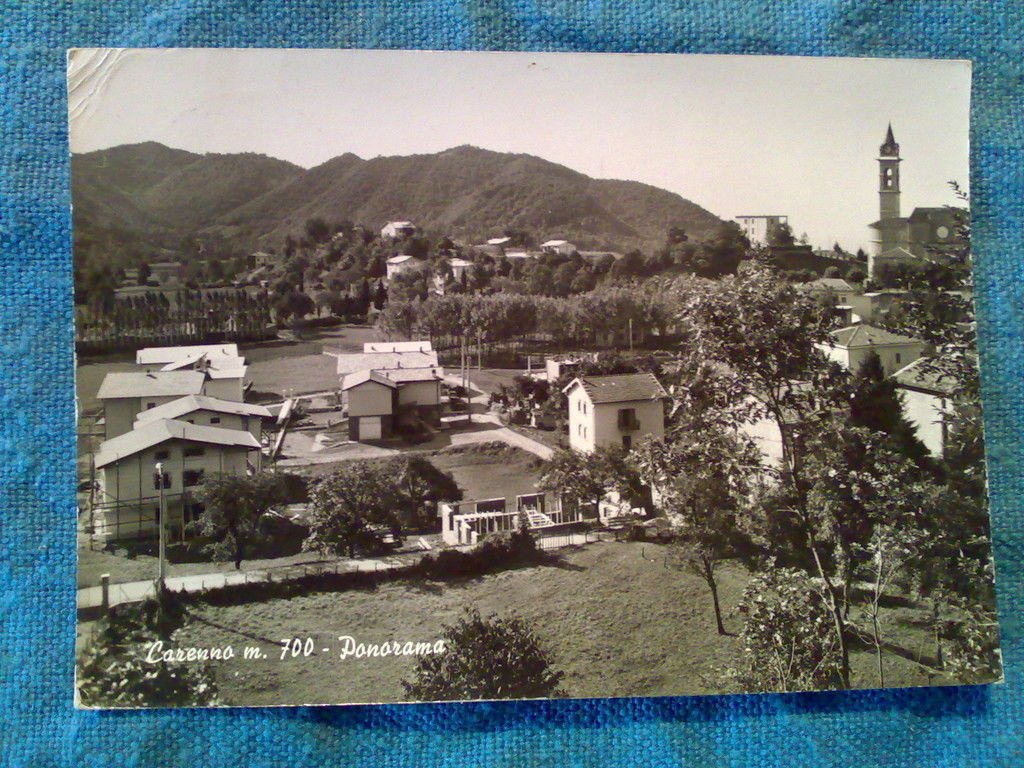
[563, 373, 668, 453]
[91, 418, 262, 540]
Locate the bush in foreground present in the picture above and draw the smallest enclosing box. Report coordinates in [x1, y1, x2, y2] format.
[401, 609, 564, 701]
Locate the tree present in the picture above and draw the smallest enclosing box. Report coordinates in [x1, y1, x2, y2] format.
[823, 266, 842, 279]
[389, 456, 462, 530]
[304, 462, 403, 557]
[638, 430, 760, 634]
[136, 262, 151, 285]
[849, 352, 930, 466]
[401, 610, 564, 700]
[304, 217, 331, 244]
[194, 473, 285, 569]
[275, 290, 314, 323]
[731, 568, 842, 692]
[539, 449, 609, 517]
[846, 267, 866, 283]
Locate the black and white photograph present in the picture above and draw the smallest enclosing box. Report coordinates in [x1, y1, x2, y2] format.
[70, 48, 1001, 708]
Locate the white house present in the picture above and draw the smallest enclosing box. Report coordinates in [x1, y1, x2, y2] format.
[892, 357, 957, 458]
[381, 221, 416, 239]
[817, 324, 927, 377]
[447, 257, 474, 283]
[91, 418, 262, 540]
[386, 254, 425, 280]
[540, 239, 577, 257]
[96, 371, 208, 439]
[134, 395, 271, 442]
[563, 373, 668, 453]
[735, 215, 789, 246]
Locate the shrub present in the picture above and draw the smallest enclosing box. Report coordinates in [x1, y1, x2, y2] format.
[401, 609, 564, 700]
[730, 568, 842, 692]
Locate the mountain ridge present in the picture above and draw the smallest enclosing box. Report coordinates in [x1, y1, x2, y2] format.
[72, 142, 726, 268]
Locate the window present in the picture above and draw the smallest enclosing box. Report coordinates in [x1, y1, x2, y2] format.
[183, 446, 205, 458]
[210, 417, 221, 425]
[154, 449, 170, 461]
[895, 353, 902, 364]
[618, 408, 638, 430]
[622, 435, 632, 450]
[183, 469, 205, 487]
[153, 471, 171, 490]
[186, 419, 194, 424]
[146, 402, 156, 410]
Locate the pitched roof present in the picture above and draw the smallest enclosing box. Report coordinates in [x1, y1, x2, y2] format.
[541, 239, 570, 247]
[96, 371, 207, 400]
[381, 367, 444, 383]
[384, 221, 414, 228]
[342, 370, 398, 391]
[487, 236, 511, 245]
[386, 254, 421, 265]
[877, 246, 918, 260]
[159, 352, 247, 376]
[364, 341, 433, 353]
[134, 395, 271, 425]
[563, 373, 668, 404]
[136, 344, 239, 365]
[891, 357, 959, 395]
[95, 418, 261, 469]
[335, 350, 439, 376]
[830, 324, 923, 348]
[802, 278, 856, 293]
[448, 258, 474, 268]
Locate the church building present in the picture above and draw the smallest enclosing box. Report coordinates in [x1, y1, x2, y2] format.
[867, 125, 962, 280]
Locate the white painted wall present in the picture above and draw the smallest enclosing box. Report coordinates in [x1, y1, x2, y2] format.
[899, 387, 948, 458]
[346, 380, 394, 417]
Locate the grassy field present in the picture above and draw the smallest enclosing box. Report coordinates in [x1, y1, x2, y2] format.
[169, 541, 949, 706]
[245, 353, 339, 396]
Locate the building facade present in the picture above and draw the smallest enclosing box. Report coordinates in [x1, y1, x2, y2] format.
[564, 373, 667, 453]
[734, 215, 788, 247]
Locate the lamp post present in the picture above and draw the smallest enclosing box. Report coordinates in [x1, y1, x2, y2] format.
[155, 461, 167, 593]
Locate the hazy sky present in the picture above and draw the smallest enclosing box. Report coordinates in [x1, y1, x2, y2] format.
[68, 49, 971, 250]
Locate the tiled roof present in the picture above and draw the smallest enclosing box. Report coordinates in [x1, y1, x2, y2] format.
[381, 367, 444, 383]
[342, 370, 398, 391]
[96, 371, 207, 400]
[335, 350, 439, 376]
[134, 395, 271, 425]
[95, 418, 261, 468]
[565, 373, 668, 404]
[387, 254, 421, 265]
[136, 344, 239, 365]
[802, 278, 856, 292]
[891, 357, 959, 395]
[830, 324, 923, 348]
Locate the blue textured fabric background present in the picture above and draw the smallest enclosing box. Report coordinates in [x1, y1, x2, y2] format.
[2, 2, 1022, 766]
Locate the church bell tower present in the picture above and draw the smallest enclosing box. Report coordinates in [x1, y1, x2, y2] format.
[878, 123, 901, 222]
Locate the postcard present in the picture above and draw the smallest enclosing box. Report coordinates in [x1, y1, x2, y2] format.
[69, 48, 1000, 707]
